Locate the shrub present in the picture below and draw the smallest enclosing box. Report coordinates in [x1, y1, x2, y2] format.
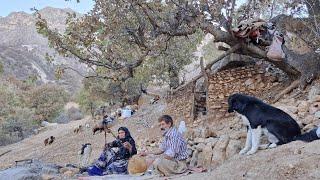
[26, 84, 69, 122]
[0, 77, 70, 146]
[0, 107, 36, 146]
[67, 107, 84, 121]
[53, 112, 70, 124]
[75, 88, 104, 116]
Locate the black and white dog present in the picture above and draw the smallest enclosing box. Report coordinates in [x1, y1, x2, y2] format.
[228, 93, 320, 155]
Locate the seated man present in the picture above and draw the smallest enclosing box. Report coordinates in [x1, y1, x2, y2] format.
[140, 115, 188, 176]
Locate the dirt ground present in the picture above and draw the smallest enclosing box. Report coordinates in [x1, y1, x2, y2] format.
[0, 93, 166, 170]
[1, 86, 320, 180]
[176, 140, 320, 180]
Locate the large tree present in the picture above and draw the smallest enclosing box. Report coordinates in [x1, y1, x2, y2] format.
[36, 0, 320, 100]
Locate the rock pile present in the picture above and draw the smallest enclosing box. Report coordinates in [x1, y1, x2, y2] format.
[165, 63, 280, 127]
[0, 159, 91, 179]
[275, 87, 320, 132]
[183, 123, 244, 170]
[207, 65, 278, 119]
[184, 83, 320, 170]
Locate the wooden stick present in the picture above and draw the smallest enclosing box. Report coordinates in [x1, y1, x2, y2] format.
[204, 43, 241, 71]
[104, 131, 107, 145]
[200, 57, 209, 91]
[0, 150, 11, 158]
[272, 80, 300, 103]
[172, 44, 241, 94]
[108, 129, 118, 139]
[172, 74, 202, 93]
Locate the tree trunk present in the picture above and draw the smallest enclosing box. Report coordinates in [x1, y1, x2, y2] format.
[305, 0, 320, 18]
[168, 64, 180, 89]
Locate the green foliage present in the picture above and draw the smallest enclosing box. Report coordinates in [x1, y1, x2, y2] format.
[26, 84, 69, 122]
[203, 41, 224, 62]
[0, 77, 70, 145]
[34, 0, 204, 86]
[36, 0, 320, 81]
[76, 88, 103, 114]
[0, 61, 3, 75]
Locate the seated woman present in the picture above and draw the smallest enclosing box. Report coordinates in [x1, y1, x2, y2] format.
[87, 127, 137, 176]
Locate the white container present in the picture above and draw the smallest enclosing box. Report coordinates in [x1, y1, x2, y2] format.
[178, 120, 186, 135]
[121, 109, 132, 118]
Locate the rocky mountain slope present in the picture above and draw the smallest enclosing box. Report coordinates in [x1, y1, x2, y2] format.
[0, 7, 85, 92]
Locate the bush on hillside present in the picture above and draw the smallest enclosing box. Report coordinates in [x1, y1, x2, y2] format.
[53, 112, 70, 124]
[26, 84, 69, 122]
[67, 107, 84, 121]
[0, 107, 36, 146]
[0, 77, 70, 146]
[75, 88, 104, 117]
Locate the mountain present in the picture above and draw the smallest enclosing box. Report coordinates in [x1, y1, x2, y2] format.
[0, 7, 86, 92]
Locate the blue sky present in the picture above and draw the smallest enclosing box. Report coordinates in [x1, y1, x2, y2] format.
[0, 0, 94, 17]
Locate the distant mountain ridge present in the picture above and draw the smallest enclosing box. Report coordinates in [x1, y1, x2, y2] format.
[0, 7, 85, 92]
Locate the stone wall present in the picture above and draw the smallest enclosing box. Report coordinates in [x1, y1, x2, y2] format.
[207, 65, 276, 120]
[165, 83, 195, 124]
[165, 64, 278, 126]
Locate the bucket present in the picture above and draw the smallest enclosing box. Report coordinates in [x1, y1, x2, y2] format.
[121, 109, 132, 118]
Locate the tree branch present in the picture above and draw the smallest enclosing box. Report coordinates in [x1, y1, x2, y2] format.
[205, 43, 241, 70]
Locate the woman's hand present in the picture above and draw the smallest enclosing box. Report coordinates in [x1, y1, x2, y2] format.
[104, 143, 111, 150]
[105, 128, 111, 133]
[123, 142, 132, 151]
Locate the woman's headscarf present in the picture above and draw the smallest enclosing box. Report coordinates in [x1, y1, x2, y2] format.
[114, 127, 137, 158]
[117, 127, 133, 142]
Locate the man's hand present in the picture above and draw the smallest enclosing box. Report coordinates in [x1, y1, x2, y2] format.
[164, 154, 174, 160]
[139, 151, 148, 156]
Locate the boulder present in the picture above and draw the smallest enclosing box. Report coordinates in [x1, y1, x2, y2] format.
[67, 107, 84, 121]
[203, 126, 217, 138]
[53, 112, 69, 124]
[194, 137, 206, 144]
[276, 105, 298, 114]
[244, 78, 254, 86]
[0, 167, 41, 180]
[308, 85, 320, 102]
[297, 101, 310, 113]
[63, 170, 76, 177]
[41, 121, 58, 127]
[197, 145, 213, 168]
[190, 150, 199, 167]
[205, 137, 218, 144]
[211, 135, 230, 168]
[309, 104, 320, 115]
[226, 140, 242, 159]
[310, 95, 320, 103]
[59, 167, 79, 175]
[315, 111, 320, 119]
[302, 124, 317, 132]
[303, 115, 315, 125]
[0, 160, 61, 180]
[41, 174, 58, 180]
[188, 140, 194, 146]
[205, 137, 218, 149]
[195, 143, 206, 152]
